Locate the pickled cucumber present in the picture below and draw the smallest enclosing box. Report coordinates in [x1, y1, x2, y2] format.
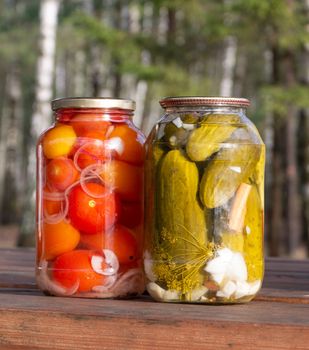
[253, 145, 265, 208]
[164, 122, 189, 148]
[243, 185, 264, 281]
[158, 150, 207, 247]
[221, 232, 244, 252]
[154, 150, 212, 294]
[186, 114, 239, 161]
[199, 144, 261, 208]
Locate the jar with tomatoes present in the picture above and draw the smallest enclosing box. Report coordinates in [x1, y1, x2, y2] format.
[36, 98, 145, 298]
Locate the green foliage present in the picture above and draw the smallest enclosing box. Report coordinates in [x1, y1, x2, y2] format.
[261, 85, 309, 116]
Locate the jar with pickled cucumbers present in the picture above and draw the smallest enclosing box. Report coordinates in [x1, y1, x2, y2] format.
[36, 98, 145, 298]
[144, 97, 265, 304]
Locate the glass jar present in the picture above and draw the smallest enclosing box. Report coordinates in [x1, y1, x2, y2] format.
[36, 98, 145, 298]
[144, 97, 265, 304]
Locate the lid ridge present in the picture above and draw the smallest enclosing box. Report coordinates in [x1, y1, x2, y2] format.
[52, 97, 135, 111]
[159, 96, 250, 108]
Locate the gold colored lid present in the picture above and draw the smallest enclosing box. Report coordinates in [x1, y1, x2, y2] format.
[51, 97, 136, 111]
[159, 96, 250, 108]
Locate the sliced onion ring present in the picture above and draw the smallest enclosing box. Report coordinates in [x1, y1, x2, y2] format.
[91, 249, 119, 276]
[80, 164, 112, 198]
[37, 260, 79, 296]
[92, 275, 117, 292]
[105, 125, 115, 138]
[105, 137, 124, 155]
[43, 194, 69, 224]
[111, 268, 144, 296]
[73, 140, 106, 172]
[43, 190, 65, 201]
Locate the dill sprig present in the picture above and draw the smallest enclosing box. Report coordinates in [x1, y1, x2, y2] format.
[153, 224, 217, 295]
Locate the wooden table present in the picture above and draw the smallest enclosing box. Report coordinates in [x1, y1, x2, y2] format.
[0, 248, 308, 349]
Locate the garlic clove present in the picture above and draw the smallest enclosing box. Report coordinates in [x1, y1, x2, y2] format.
[205, 256, 227, 275]
[234, 281, 250, 299]
[217, 248, 234, 261]
[216, 291, 225, 298]
[205, 248, 233, 277]
[211, 273, 225, 285]
[220, 280, 237, 298]
[172, 117, 183, 128]
[186, 286, 208, 302]
[226, 252, 247, 282]
[147, 282, 180, 301]
[163, 289, 180, 301]
[147, 282, 165, 300]
[182, 123, 196, 130]
[248, 280, 262, 295]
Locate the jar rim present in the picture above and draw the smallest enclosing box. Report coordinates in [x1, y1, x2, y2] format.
[51, 97, 136, 111]
[159, 96, 250, 108]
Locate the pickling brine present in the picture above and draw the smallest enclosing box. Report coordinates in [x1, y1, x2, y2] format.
[36, 98, 145, 298]
[144, 97, 265, 304]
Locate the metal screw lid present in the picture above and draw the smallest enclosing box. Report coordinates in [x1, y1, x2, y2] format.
[159, 96, 250, 108]
[51, 97, 136, 111]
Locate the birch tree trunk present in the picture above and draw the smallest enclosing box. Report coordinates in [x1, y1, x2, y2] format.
[0, 74, 10, 221]
[132, 3, 153, 128]
[141, 4, 167, 133]
[0, 67, 23, 224]
[233, 51, 247, 97]
[20, 0, 61, 245]
[220, 36, 237, 96]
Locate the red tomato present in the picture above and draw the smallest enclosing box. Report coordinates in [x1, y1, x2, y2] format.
[46, 158, 79, 191]
[75, 140, 111, 170]
[80, 225, 138, 264]
[120, 201, 143, 228]
[42, 124, 77, 159]
[105, 225, 139, 264]
[80, 232, 104, 250]
[68, 183, 118, 234]
[52, 250, 106, 292]
[81, 130, 107, 142]
[109, 124, 145, 165]
[70, 114, 110, 136]
[41, 221, 80, 261]
[118, 260, 140, 274]
[100, 160, 143, 202]
[43, 187, 64, 216]
[43, 199, 63, 216]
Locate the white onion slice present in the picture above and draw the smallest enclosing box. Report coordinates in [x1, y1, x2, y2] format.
[43, 180, 81, 224]
[43, 190, 65, 201]
[105, 137, 124, 155]
[73, 140, 105, 172]
[64, 179, 83, 197]
[43, 195, 69, 225]
[86, 268, 144, 298]
[38, 260, 79, 296]
[92, 275, 117, 292]
[103, 249, 120, 274]
[111, 268, 144, 296]
[105, 125, 115, 138]
[79, 164, 114, 198]
[91, 249, 119, 276]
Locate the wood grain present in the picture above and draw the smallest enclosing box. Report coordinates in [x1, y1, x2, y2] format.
[0, 294, 309, 349]
[0, 248, 308, 349]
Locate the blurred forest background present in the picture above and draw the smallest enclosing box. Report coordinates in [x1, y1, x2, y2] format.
[0, 0, 309, 257]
